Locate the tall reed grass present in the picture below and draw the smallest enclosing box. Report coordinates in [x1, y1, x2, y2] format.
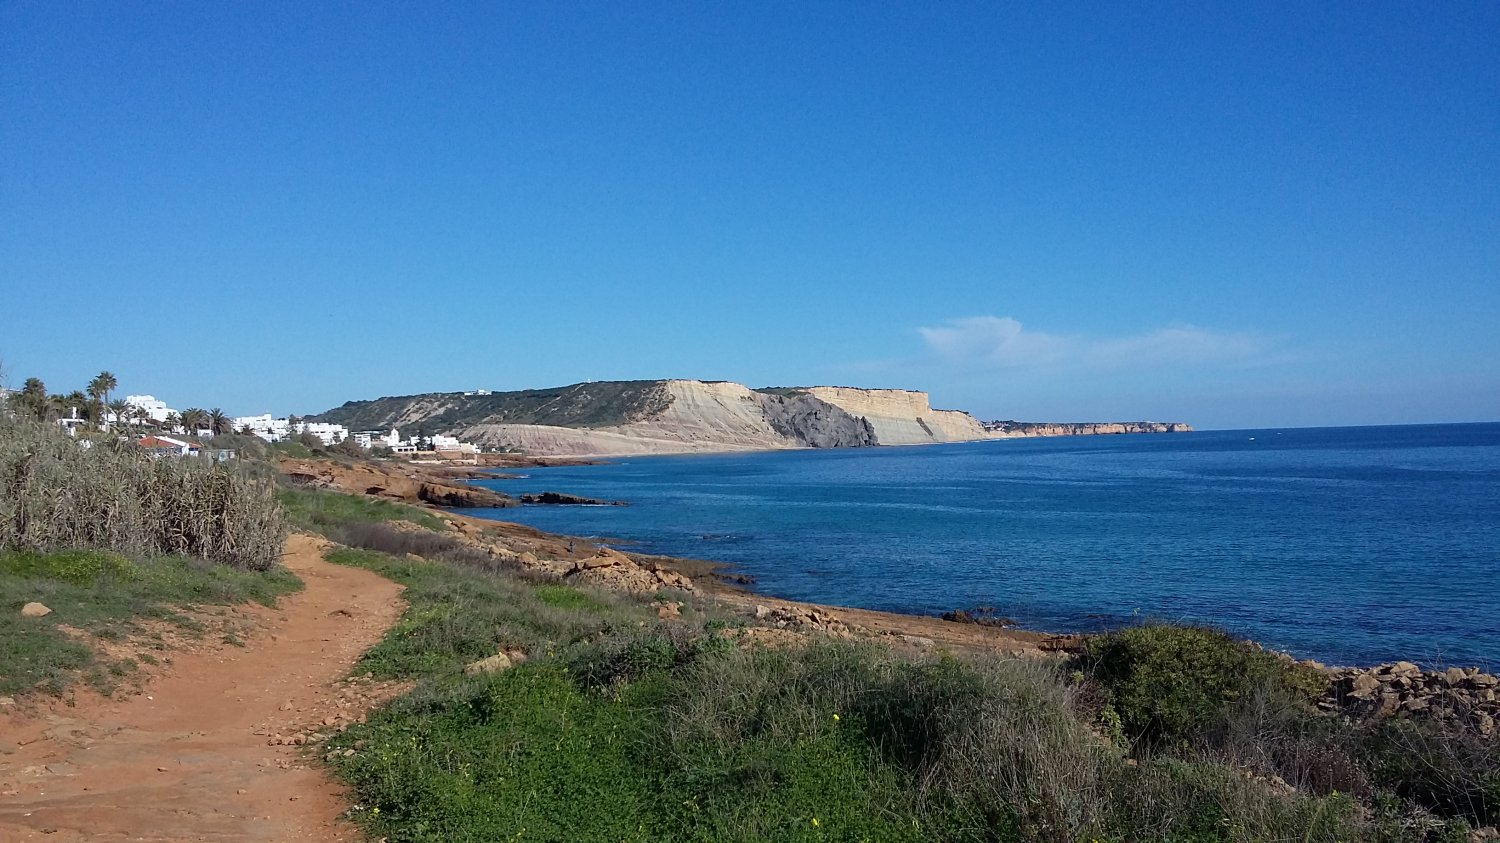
[0, 417, 284, 570]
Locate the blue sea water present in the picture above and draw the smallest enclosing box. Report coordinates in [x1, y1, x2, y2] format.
[466, 424, 1500, 668]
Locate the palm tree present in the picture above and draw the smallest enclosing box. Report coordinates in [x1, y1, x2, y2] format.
[180, 408, 208, 434]
[88, 371, 117, 406]
[164, 411, 182, 432]
[107, 398, 131, 429]
[132, 405, 152, 428]
[20, 377, 47, 421]
[208, 408, 232, 436]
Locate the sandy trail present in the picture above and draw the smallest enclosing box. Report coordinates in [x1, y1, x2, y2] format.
[0, 534, 405, 842]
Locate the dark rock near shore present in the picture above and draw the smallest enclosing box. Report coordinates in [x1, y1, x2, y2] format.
[940, 608, 1018, 629]
[519, 491, 625, 506]
[418, 483, 517, 509]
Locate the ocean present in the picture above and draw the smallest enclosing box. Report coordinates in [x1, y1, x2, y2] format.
[465, 424, 1500, 668]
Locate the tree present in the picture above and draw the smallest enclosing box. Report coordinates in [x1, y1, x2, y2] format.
[88, 371, 117, 407]
[180, 408, 208, 433]
[107, 398, 130, 429]
[64, 390, 92, 423]
[86, 371, 117, 428]
[165, 411, 182, 432]
[19, 377, 47, 420]
[208, 408, 232, 435]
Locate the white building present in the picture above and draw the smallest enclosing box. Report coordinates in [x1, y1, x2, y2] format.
[232, 413, 292, 442]
[124, 395, 175, 424]
[431, 434, 480, 454]
[231, 414, 347, 445]
[298, 422, 348, 446]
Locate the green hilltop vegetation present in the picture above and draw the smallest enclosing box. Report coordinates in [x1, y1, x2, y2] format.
[311, 379, 673, 432]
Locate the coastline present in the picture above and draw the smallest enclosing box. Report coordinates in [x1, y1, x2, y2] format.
[275, 444, 1500, 757]
[439, 503, 1500, 738]
[436, 507, 1078, 658]
[282, 447, 1497, 680]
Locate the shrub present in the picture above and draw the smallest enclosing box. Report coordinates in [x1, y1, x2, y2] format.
[0, 417, 285, 570]
[1360, 717, 1500, 828]
[1077, 624, 1325, 750]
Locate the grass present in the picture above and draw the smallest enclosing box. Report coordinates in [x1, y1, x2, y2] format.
[0, 548, 301, 696]
[279, 486, 447, 533]
[324, 547, 652, 681]
[320, 542, 1378, 843]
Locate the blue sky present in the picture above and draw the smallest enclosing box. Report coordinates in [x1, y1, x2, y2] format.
[3, 2, 1496, 429]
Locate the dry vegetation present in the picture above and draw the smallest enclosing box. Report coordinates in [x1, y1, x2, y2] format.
[0, 416, 284, 570]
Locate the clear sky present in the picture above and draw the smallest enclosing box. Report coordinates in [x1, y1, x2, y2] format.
[3, 2, 1496, 429]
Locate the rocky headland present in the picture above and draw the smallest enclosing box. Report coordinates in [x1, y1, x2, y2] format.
[278, 456, 517, 509]
[311, 379, 1192, 457]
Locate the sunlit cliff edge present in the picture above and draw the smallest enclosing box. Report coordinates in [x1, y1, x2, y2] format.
[311, 379, 1191, 457]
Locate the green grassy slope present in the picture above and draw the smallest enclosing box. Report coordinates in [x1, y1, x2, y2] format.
[310, 380, 673, 432]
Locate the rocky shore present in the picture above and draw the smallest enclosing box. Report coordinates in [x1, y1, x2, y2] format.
[1322, 660, 1499, 737]
[276, 455, 1496, 743]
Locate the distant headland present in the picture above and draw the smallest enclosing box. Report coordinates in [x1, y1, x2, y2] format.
[310, 379, 1191, 457]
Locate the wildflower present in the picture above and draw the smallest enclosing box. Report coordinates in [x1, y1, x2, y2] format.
[811, 817, 820, 828]
[832, 713, 840, 722]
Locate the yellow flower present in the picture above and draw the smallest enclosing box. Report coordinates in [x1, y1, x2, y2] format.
[832, 713, 840, 722]
[811, 817, 820, 827]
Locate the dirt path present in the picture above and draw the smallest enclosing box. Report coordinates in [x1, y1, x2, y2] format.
[0, 534, 406, 842]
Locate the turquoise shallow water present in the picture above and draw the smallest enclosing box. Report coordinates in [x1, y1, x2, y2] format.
[466, 424, 1500, 668]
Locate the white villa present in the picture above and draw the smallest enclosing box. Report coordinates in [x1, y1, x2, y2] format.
[350, 427, 481, 455]
[232, 413, 350, 445]
[124, 395, 175, 424]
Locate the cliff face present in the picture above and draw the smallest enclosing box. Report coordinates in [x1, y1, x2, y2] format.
[312, 379, 1191, 456]
[983, 421, 1193, 437]
[759, 391, 877, 448]
[801, 387, 990, 445]
[460, 380, 876, 455]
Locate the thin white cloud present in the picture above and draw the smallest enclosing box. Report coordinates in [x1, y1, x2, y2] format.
[918, 316, 1273, 370]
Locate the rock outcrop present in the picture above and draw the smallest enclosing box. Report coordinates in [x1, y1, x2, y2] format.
[278, 457, 516, 508]
[758, 391, 877, 448]
[519, 491, 624, 506]
[560, 547, 695, 594]
[1322, 662, 1499, 738]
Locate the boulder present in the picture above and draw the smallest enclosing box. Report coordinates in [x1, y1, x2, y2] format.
[21, 602, 51, 618]
[577, 555, 617, 571]
[463, 653, 513, 676]
[1389, 661, 1422, 677]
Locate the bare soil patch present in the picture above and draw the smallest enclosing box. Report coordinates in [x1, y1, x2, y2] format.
[0, 534, 405, 842]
